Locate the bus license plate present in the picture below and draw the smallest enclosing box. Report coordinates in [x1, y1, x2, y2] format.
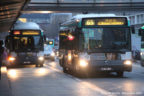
[101, 67, 112, 71]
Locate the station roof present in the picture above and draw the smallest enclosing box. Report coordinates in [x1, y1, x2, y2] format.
[0, 0, 30, 33]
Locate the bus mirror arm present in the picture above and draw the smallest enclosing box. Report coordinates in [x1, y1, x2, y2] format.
[131, 26, 135, 34]
[138, 30, 142, 36]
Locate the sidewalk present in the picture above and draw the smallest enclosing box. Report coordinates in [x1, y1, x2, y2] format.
[0, 66, 12, 96]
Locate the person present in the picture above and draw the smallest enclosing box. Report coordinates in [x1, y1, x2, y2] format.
[2, 47, 8, 66]
[0, 40, 4, 80]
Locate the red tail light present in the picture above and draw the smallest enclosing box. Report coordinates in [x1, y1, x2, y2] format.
[68, 35, 74, 41]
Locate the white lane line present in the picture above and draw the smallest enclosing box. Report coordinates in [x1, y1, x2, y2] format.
[44, 62, 116, 96]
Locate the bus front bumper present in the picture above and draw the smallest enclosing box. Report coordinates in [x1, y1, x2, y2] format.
[7, 56, 44, 66]
[77, 60, 132, 73]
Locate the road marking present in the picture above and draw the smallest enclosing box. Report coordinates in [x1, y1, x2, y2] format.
[45, 61, 116, 96]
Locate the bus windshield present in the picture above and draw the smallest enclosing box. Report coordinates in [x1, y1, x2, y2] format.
[80, 27, 130, 52]
[12, 36, 43, 52]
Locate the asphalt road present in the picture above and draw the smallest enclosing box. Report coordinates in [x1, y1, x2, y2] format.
[6, 59, 144, 96]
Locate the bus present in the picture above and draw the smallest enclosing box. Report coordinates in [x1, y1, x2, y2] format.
[5, 22, 44, 67]
[44, 39, 55, 60]
[138, 26, 144, 66]
[59, 14, 132, 77]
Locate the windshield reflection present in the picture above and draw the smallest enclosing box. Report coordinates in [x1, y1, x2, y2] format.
[80, 28, 130, 51]
[12, 36, 43, 51]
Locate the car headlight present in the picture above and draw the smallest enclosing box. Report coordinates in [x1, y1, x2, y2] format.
[51, 52, 55, 56]
[79, 60, 88, 67]
[124, 60, 132, 65]
[38, 56, 44, 61]
[8, 56, 16, 62]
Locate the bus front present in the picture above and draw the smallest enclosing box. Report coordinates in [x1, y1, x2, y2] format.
[6, 30, 44, 67]
[44, 40, 55, 60]
[79, 17, 132, 76]
[139, 26, 144, 66]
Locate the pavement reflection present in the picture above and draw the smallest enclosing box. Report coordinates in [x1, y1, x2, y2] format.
[8, 69, 20, 80]
[1, 66, 7, 73]
[34, 68, 49, 77]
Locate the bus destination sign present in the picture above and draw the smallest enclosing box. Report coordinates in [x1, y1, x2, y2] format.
[83, 17, 127, 26]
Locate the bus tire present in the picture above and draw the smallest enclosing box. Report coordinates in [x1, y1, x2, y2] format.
[51, 57, 55, 61]
[117, 72, 124, 77]
[40, 64, 44, 67]
[36, 64, 39, 67]
[141, 61, 144, 67]
[7, 66, 11, 69]
[63, 67, 69, 73]
[73, 64, 85, 78]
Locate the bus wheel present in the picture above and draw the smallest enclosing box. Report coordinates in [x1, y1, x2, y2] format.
[40, 64, 44, 67]
[117, 72, 124, 77]
[63, 67, 69, 73]
[73, 65, 85, 78]
[141, 61, 144, 67]
[7, 66, 11, 69]
[36, 64, 39, 67]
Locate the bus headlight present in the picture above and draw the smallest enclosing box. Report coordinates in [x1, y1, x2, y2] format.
[38, 56, 44, 61]
[51, 52, 55, 56]
[79, 60, 88, 67]
[124, 60, 132, 65]
[141, 52, 144, 55]
[8, 56, 16, 62]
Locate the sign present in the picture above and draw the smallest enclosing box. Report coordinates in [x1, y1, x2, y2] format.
[97, 19, 124, 25]
[83, 17, 127, 26]
[85, 19, 95, 26]
[22, 31, 40, 35]
[12, 30, 40, 35]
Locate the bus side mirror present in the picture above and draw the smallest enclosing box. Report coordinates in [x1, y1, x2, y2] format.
[138, 30, 142, 36]
[131, 26, 135, 34]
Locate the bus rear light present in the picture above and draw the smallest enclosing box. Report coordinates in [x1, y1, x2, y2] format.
[68, 35, 74, 41]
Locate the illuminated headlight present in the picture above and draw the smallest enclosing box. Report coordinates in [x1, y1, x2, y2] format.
[141, 52, 144, 55]
[124, 60, 132, 65]
[38, 56, 44, 61]
[79, 60, 88, 67]
[8, 56, 16, 62]
[51, 52, 55, 56]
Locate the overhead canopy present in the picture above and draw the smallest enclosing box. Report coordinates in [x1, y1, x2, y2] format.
[26, 0, 144, 12]
[0, 0, 30, 33]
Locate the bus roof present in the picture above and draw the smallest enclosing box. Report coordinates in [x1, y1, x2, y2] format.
[72, 14, 115, 19]
[12, 22, 41, 30]
[72, 14, 128, 20]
